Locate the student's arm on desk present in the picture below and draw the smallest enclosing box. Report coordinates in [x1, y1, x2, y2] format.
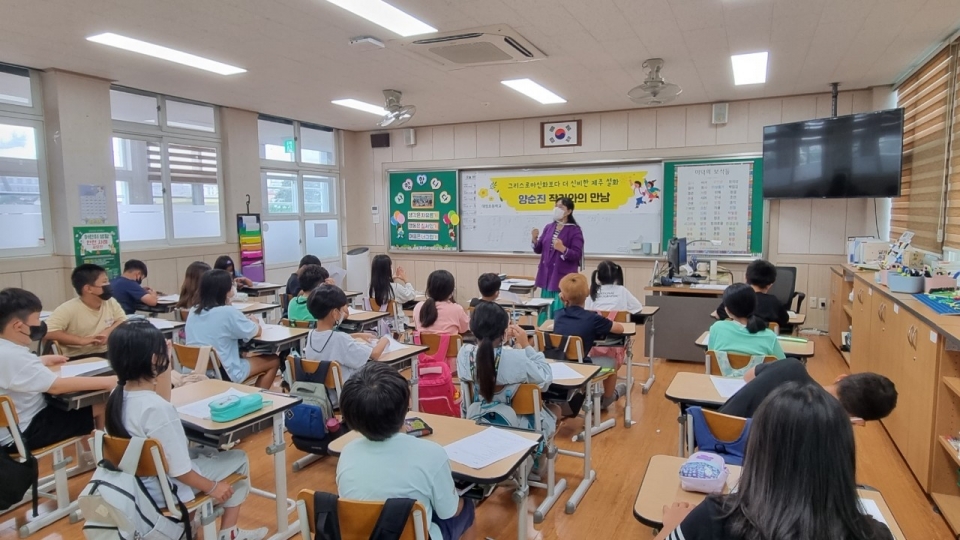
[139, 289, 159, 307]
[47, 374, 118, 394]
[609, 321, 625, 334]
[368, 336, 389, 360]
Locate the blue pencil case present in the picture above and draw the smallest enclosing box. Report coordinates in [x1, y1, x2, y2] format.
[209, 393, 265, 423]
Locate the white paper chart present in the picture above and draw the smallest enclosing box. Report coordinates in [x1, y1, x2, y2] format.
[674, 162, 755, 255]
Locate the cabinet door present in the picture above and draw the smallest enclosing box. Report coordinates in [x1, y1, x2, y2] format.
[850, 280, 872, 373]
[829, 271, 844, 349]
[903, 317, 938, 491]
[866, 295, 891, 375]
[880, 304, 909, 449]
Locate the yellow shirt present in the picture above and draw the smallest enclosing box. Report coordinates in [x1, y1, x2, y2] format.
[46, 297, 127, 357]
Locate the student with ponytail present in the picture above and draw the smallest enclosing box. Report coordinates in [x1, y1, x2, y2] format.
[104, 320, 266, 540]
[413, 270, 469, 335]
[707, 283, 785, 359]
[457, 302, 559, 438]
[585, 260, 643, 319]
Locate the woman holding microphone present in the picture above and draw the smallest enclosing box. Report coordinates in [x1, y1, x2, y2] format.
[532, 197, 585, 323]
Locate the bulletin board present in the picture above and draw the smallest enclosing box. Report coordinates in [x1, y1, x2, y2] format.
[388, 170, 460, 251]
[73, 226, 121, 279]
[662, 158, 764, 256]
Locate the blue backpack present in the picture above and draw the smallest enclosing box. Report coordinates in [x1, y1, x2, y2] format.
[688, 406, 751, 466]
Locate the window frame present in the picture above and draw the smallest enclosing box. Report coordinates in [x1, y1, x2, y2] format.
[0, 65, 42, 117]
[258, 116, 337, 172]
[110, 87, 220, 137]
[0, 113, 53, 257]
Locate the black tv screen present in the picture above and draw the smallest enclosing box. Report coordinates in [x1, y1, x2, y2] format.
[762, 109, 904, 199]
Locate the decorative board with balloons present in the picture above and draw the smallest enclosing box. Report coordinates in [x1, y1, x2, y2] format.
[388, 170, 459, 251]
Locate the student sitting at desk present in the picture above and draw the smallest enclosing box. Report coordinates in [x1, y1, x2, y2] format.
[111, 259, 160, 315]
[657, 382, 893, 540]
[46, 264, 128, 360]
[285, 255, 321, 297]
[0, 288, 116, 453]
[554, 273, 626, 410]
[287, 265, 332, 324]
[707, 283, 785, 362]
[104, 320, 267, 540]
[469, 273, 501, 308]
[337, 362, 476, 540]
[413, 270, 470, 336]
[214, 255, 253, 289]
[185, 270, 280, 389]
[719, 358, 897, 423]
[369, 254, 417, 310]
[714, 259, 789, 328]
[458, 301, 559, 438]
[584, 260, 643, 319]
[175, 261, 211, 312]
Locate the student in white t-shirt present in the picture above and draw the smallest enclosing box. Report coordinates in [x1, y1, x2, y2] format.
[104, 320, 266, 540]
[584, 260, 643, 319]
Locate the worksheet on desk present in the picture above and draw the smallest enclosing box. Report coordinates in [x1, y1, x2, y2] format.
[710, 376, 746, 398]
[59, 360, 110, 378]
[383, 337, 408, 354]
[176, 388, 249, 420]
[550, 362, 582, 381]
[444, 427, 537, 469]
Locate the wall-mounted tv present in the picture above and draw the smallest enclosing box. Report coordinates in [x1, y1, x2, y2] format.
[762, 109, 904, 199]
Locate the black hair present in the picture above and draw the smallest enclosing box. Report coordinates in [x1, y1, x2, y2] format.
[176, 261, 211, 309]
[836, 373, 898, 421]
[477, 273, 502, 298]
[590, 260, 624, 301]
[419, 270, 456, 328]
[717, 382, 892, 540]
[469, 302, 510, 402]
[123, 259, 148, 277]
[307, 284, 348, 320]
[298, 264, 329, 293]
[339, 362, 409, 441]
[194, 269, 233, 314]
[71, 264, 107, 296]
[556, 197, 578, 225]
[104, 320, 170, 439]
[746, 259, 778, 289]
[213, 255, 236, 273]
[369, 254, 396, 307]
[0, 288, 43, 331]
[299, 255, 321, 268]
[722, 283, 767, 333]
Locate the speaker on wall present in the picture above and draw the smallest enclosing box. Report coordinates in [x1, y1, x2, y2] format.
[404, 128, 416, 146]
[370, 133, 390, 148]
[711, 103, 729, 125]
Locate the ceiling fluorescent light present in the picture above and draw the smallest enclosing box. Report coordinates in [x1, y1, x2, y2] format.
[731, 52, 768, 85]
[86, 33, 245, 75]
[332, 99, 388, 115]
[325, 0, 437, 37]
[501, 79, 566, 104]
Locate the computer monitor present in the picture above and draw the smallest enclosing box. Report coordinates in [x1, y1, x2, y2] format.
[667, 237, 687, 276]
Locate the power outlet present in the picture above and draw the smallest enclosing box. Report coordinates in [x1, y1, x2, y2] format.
[808, 297, 818, 310]
[819, 298, 827, 310]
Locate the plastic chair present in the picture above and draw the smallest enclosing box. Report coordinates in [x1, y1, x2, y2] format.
[368, 298, 401, 338]
[296, 489, 428, 540]
[171, 343, 259, 386]
[768, 321, 780, 335]
[284, 355, 344, 472]
[705, 350, 776, 377]
[597, 310, 630, 322]
[279, 318, 314, 329]
[685, 408, 750, 458]
[534, 332, 586, 363]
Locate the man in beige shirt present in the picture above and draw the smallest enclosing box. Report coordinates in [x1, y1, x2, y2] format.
[46, 264, 127, 359]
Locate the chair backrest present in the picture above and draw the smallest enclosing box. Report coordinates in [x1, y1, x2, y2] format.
[176, 308, 191, 322]
[511, 384, 541, 417]
[706, 350, 775, 376]
[286, 356, 344, 393]
[597, 310, 629, 322]
[417, 332, 462, 357]
[297, 489, 429, 540]
[280, 294, 293, 312]
[686, 408, 751, 458]
[767, 266, 798, 308]
[280, 318, 314, 329]
[534, 331, 585, 362]
[99, 435, 169, 477]
[0, 396, 27, 457]
[768, 321, 780, 335]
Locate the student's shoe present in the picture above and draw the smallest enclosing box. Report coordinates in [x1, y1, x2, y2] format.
[219, 526, 268, 540]
[600, 383, 628, 411]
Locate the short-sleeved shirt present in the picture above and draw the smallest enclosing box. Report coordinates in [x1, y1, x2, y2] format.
[553, 305, 613, 355]
[707, 320, 785, 360]
[717, 291, 789, 328]
[413, 300, 470, 335]
[287, 296, 315, 323]
[110, 276, 150, 315]
[719, 358, 813, 418]
[46, 297, 127, 357]
[584, 284, 643, 314]
[185, 305, 259, 382]
[303, 329, 373, 386]
[0, 338, 58, 447]
[337, 433, 459, 540]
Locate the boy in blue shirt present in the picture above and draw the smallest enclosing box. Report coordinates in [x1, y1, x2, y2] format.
[110, 259, 159, 315]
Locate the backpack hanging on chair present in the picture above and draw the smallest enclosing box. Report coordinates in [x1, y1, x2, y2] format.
[463, 348, 520, 427]
[413, 332, 459, 417]
[590, 310, 626, 367]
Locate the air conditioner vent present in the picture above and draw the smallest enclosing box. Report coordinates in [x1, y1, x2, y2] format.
[397, 25, 545, 70]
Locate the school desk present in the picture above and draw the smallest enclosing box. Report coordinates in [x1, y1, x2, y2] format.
[148, 317, 185, 339]
[694, 331, 816, 358]
[644, 284, 726, 363]
[47, 356, 113, 411]
[231, 301, 282, 319]
[632, 455, 905, 539]
[341, 290, 362, 300]
[665, 372, 729, 456]
[343, 308, 390, 333]
[253, 324, 310, 349]
[328, 411, 542, 540]
[137, 296, 178, 315]
[173, 379, 302, 540]
[240, 282, 283, 302]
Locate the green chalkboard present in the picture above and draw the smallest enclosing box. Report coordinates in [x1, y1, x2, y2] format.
[388, 170, 459, 251]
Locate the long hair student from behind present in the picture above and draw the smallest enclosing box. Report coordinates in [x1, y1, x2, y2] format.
[585, 260, 644, 321]
[368, 254, 417, 310]
[657, 382, 894, 540]
[104, 320, 267, 540]
[707, 283, 785, 361]
[413, 270, 470, 373]
[457, 301, 560, 438]
[175, 261, 211, 311]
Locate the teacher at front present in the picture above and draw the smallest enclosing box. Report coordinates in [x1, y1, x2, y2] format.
[531, 197, 584, 323]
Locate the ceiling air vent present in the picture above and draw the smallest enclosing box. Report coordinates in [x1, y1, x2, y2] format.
[397, 25, 545, 70]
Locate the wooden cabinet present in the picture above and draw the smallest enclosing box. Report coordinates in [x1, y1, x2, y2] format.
[829, 270, 844, 349]
[866, 293, 896, 376]
[899, 313, 938, 491]
[850, 280, 873, 373]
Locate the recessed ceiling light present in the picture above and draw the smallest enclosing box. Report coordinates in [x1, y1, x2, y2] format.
[86, 33, 246, 75]
[731, 52, 768, 85]
[325, 0, 437, 37]
[501, 79, 566, 104]
[332, 99, 388, 116]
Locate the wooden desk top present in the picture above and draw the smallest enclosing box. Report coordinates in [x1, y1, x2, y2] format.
[345, 309, 390, 323]
[378, 344, 429, 364]
[241, 283, 282, 292]
[231, 302, 281, 314]
[645, 284, 727, 297]
[539, 320, 637, 336]
[148, 318, 185, 331]
[49, 356, 111, 376]
[327, 412, 542, 483]
[695, 331, 815, 358]
[172, 379, 300, 434]
[546, 360, 602, 388]
[633, 455, 904, 539]
[788, 312, 805, 325]
[664, 372, 726, 407]
[342, 290, 362, 299]
[254, 324, 310, 344]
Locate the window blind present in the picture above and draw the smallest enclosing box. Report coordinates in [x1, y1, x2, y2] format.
[944, 42, 960, 249]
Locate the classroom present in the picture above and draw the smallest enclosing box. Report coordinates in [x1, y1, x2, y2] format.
[1, 1, 959, 539]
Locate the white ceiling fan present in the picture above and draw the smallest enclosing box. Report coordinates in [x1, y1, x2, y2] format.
[377, 89, 417, 127]
[628, 58, 682, 106]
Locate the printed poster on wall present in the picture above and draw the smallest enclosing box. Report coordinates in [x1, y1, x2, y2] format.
[73, 226, 121, 279]
[388, 170, 459, 251]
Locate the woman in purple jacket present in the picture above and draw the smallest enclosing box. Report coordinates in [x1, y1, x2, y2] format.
[532, 197, 585, 323]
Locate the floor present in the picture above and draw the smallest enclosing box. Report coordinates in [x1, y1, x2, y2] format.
[0, 336, 952, 539]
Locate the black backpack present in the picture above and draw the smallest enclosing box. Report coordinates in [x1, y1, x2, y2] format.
[312, 492, 417, 540]
[0, 444, 39, 516]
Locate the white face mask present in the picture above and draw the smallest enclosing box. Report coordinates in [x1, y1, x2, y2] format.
[552, 207, 565, 222]
[227, 285, 237, 303]
[336, 308, 346, 326]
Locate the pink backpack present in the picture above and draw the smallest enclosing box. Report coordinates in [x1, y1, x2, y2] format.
[413, 332, 460, 417]
[590, 310, 627, 368]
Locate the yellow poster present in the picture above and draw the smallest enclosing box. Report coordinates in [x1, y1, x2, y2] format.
[489, 170, 652, 211]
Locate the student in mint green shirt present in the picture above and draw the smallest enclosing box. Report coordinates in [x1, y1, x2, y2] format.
[286, 265, 333, 323]
[707, 283, 785, 360]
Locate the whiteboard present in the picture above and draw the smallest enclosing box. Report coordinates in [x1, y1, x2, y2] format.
[460, 164, 663, 255]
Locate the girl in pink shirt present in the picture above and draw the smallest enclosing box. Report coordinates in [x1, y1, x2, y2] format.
[413, 270, 470, 336]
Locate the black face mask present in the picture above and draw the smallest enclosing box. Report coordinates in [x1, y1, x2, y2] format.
[136, 277, 143, 285]
[97, 284, 113, 301]
[21, 320, 47, 341]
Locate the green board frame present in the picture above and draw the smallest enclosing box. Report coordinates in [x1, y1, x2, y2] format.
[662, 157, 764, 255]
[388, 170, 460, 251]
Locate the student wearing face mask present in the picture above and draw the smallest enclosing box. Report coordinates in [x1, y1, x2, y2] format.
[303, 284, 389, 401]
[110, 259, 160, 315]
[46, 264, 128, 359]
[532, 197, 585, 321]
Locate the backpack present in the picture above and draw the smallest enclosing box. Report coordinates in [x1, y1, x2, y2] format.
[286, 352, 342, 455]
[463, 347, 521, 428]
[311, 491, 417, 540]
[688, 407, 752, 466]
[541, 334, 573, 362]
[0, 445, 38, 516]
[413, 333, 459, 417]
[79, 431, 191, 540]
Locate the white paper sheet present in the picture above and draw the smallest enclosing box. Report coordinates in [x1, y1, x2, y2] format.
[859, 498, 888, 526]
[787, 310, 797, 317]
[549, 362, 582, 381]
[524, 298, 554, 307]
[60, 360, 110, 378]
[691, 284, 728, 290]
[348, 307, 362, 315]
[148, 318, 177, 330]
[253, 282, 280, 288]
[230, 302, 254, 310]
[158, 294, 180, 303]
[498, 290, 522, 303]
[176, 388, 249, 420]
[444, 427, 538, 469]
[384, 337, 408, 354]
[710, 376, 747, 398]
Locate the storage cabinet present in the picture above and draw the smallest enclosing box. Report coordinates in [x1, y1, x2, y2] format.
[850, 280, 873, 373]
[900, 313, 938, 491]
[829, 270, 845, 350]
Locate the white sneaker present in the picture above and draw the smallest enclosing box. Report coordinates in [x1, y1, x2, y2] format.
[219, 526, 268, 540]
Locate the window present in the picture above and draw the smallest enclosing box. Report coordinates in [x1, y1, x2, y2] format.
[0, 67, 32, 108]
[258, 118, 295, 162]
[300, 124, 336, 166]
[109, 89, 158, 126]
[166, 100, 216, 133]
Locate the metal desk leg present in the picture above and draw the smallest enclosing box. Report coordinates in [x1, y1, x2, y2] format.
[261, 412, 299, 540]
[564, 380, 598, 513]
[512, 457, 530, 539]
[677, 404, 687, 457]
[624, 335, 635, 428]
[639, 316, 656, 394]
[531, 441, 566, 523]
[574, 375, 615, 441]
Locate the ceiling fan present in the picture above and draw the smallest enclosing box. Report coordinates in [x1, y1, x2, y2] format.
[378, 89, 417, 127]
[627, 58, 682, 106]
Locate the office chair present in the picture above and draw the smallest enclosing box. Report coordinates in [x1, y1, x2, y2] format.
[769, 266, 806, 314]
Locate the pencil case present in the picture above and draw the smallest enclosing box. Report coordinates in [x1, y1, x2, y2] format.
[209, 393, 264, 423]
